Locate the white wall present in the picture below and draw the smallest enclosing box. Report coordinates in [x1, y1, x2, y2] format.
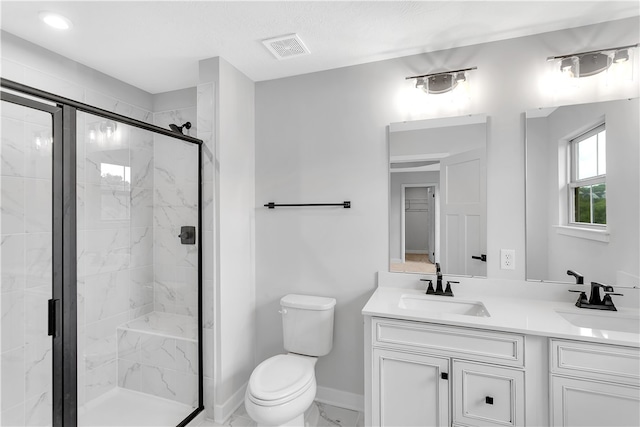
[217, 57, 256, 414]
[1, 31, 153, 116]
[198, 57, 256, 421]
[254, 17, 639, 399]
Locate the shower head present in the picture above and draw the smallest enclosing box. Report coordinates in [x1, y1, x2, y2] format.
[169, 122, 192, 134]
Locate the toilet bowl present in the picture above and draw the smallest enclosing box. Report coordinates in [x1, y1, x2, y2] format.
[245, 354, 317, 426]
[245, 294, 336, 427]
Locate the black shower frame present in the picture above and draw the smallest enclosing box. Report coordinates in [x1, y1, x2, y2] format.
[0, 78, 205, 427]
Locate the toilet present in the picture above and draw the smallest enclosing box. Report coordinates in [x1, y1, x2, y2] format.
[245, 294, 336, 427]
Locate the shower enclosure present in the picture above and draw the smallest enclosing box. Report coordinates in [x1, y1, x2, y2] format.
[1, 79, 203, 427]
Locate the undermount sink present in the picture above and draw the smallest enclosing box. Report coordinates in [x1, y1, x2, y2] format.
[398, 294, 490, 317]
[556, 310, 640, 334]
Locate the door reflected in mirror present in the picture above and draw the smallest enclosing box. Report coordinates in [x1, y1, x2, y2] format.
[525, 98, 639, 285]
[388, 115, 487, 277]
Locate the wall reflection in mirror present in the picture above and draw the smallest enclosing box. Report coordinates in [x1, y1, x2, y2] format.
[525, 98, 639, 286]
[389, 115, 487, 277]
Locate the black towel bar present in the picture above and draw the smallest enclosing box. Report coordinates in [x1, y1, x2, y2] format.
[264, 201, 351, 209]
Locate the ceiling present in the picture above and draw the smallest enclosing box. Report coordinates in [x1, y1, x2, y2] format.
[1, 1, 638, 94]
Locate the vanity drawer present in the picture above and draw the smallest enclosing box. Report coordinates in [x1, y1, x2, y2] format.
[453, 360, 525, 427]
[372, 318, 524, 367]
[551, 339, 640, 386]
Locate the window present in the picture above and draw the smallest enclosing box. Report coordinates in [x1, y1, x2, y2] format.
[569, 124, 606, 226]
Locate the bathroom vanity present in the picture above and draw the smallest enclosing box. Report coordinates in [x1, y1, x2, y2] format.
[362, 274, 640, 427]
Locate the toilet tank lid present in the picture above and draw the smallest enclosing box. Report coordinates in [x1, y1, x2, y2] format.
[281, 294, 336, 310]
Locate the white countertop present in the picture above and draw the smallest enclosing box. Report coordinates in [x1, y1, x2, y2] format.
[362, 284, 640, 348]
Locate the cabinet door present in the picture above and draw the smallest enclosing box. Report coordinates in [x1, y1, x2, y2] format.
[551, 376, 640, 426]
[373, 348, 449, 427]
[453, 360, 525, 427]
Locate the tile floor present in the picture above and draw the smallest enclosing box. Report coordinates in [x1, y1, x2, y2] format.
[194, 401, 364, 427]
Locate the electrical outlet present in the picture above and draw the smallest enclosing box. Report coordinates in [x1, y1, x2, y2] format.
[500, 249, 515, 270]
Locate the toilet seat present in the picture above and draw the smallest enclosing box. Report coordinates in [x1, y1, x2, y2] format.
[247, 354, 315, 407]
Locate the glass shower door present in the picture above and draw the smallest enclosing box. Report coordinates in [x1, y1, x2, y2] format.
[1, 94, 58, 426]
[2, 83, 203, 426]
[76, 111, 200, 427]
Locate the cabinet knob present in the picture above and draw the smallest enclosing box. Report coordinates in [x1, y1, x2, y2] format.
[485, 396, 494, 405]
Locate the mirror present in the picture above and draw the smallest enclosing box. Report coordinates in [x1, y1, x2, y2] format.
[388, 114, 487, 276]
[525, 98, 639, 286]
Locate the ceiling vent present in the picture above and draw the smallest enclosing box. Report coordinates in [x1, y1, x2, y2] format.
[262, 33, 310, 60]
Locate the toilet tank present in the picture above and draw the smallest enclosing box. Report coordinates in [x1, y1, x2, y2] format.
[280, 294, 336, 357]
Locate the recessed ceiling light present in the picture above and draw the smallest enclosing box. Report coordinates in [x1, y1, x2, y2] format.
[38, 11, 72, 30]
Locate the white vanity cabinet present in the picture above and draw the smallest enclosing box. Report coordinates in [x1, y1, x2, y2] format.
[370, 317, 526, 427]
[549, 339, 640, 427]
[373, 348, 450, 426]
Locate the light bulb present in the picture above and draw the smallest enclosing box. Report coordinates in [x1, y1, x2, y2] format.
[614, 49, 629, 63]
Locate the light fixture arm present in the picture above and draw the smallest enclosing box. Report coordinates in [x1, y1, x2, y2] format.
[546, 43, 638, 61]
[406, 66, 478, 81]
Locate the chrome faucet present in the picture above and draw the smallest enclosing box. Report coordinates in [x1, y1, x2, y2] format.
[569, 281, 624, 311]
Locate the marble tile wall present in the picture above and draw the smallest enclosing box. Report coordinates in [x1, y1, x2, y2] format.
[1, 100, 55, 426]
[152, 109, 199, 317]
[197, 81, 216, 420]
[2, 58, 157, 425]
[2, 56, 203, 423]
[77, 111, 156, 406]
[116, 326, 198, 406]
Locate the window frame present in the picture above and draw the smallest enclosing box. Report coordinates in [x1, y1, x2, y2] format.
[568, 123, 607, 228]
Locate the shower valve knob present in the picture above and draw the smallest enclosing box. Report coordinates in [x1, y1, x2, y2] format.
[178, 226, 196, 245]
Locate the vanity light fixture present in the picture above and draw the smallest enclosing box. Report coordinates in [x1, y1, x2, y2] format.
[547, 43, 637, 78]
[87, 120, 118, 144]
[99, 120, 117, 137]
[406, 67, 477, 94]
[38, 11, 73, 30]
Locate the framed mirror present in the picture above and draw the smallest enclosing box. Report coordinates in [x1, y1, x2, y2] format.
[525, 98, 639, 286]
[388, 114, 487, 276]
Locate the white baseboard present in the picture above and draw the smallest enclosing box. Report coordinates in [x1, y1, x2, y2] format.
[405, 250, 428, 254]
[315, 386, 364, 413]
[391, 258, 402, 264]
[214, 382, 247, 424]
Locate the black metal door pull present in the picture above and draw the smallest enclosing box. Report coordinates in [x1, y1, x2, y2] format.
[48, 299, 60, 337]
[264, 201, 351, 209]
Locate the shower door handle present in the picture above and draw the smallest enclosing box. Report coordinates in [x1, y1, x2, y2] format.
[48, 299, 60, 337]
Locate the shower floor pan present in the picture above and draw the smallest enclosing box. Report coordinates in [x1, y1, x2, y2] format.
[79, 387, 192, 426]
